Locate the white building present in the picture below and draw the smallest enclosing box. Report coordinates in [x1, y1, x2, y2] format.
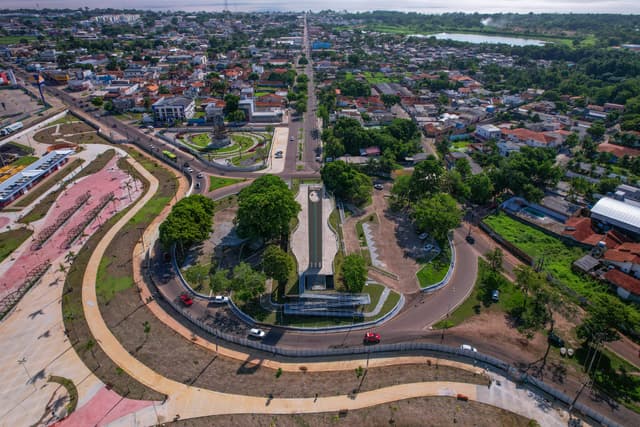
[152, 96, 195, 124]
[591, 197, 640, 236]
[475, 124, 501, 140]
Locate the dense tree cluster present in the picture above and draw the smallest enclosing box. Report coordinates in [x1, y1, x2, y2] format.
[322, 117, 420, 160]
[235, 175, 301, 243]
[321, 161, 372, 206]
[159, 195, 215, 250]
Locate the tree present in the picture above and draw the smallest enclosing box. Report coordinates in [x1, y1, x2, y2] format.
[223, 93, 240, 115]
[236, 175, 301, 242]
[409, 155, 444, 200]
[485, 248, 504, 273]
[298, 55, 308, 65]
[159, 195, 215, 250]
[227, 110, 246, 122]
[412, 193, 461, 243]
[294, 98, 307, 114]
[91, 97, 104, 107]
[587, 121, 606, 141]
[342, 253, 367, 293]
[468, 173, 494, 205]
[454, 158, 472, 180]
[231, 262, 266, 302]
[210, 268, 231, 293]
[321, 161, 372, 206]
[262, 245, 294, 296]
[381, 94, 401, 108]
[577, 294, 629, 344]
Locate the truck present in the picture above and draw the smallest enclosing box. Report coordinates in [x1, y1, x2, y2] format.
[0, 121, 23, 136]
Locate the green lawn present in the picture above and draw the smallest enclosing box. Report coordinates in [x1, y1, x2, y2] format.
[0, 36, 35, 44]
[50, 115, 78, 126]
[96, 257, 134, 302]
[0, 228, 33, 263]
[433, 259, 521, 329]
[209, 176, 244, 192]
[11, 156, 38, 167]
[189, 133, 211, 148]
[483, 212, 603, 300]
[416, 245, 452, 289]
[451, 140, 473, 152]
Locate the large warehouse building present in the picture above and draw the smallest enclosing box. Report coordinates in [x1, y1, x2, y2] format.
[590, 197, 640, 237]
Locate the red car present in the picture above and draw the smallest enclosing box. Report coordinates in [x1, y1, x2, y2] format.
[363, 332, 381, 344]
[179, 293, 193, 307]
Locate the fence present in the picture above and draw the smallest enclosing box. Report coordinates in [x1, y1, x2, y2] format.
[151, 277, 619, 427]
[420, 234, 456, 293]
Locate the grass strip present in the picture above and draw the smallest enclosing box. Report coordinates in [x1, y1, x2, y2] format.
[0, 227, 32, 262]
[47, 376, 78, 414]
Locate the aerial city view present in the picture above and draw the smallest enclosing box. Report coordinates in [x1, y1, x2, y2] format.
[1, 2, 640, 426]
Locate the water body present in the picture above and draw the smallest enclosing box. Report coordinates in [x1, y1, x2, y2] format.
[410, 32, 546, 46]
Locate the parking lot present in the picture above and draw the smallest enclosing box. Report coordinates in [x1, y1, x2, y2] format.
[0, 88, 43, 127]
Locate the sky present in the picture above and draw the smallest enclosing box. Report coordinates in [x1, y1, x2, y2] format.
[2, 0, 639, 14]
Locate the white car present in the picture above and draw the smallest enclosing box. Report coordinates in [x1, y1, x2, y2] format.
[374, 183, 384, 190]
[418, 232, 428, 240]
[249, 328, 266, 338]
[460, 344, 478, 352]
[213, 295, 229, 304]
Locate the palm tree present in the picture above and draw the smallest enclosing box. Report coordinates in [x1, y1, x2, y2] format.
[123, 179, 133, 202]
[485, 248, 503, 274]
[64, 251, 76, 264]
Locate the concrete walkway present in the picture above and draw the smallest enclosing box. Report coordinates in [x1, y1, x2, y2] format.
[363, 286, 390, 317]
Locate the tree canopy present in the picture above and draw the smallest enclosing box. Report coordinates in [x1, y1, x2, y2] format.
[235, 175, 301, 242]
[159, 194, 215, 250]
[321, 160, 372, 206]
[341, 253, 367, 293]
[412, 193, 461, 243]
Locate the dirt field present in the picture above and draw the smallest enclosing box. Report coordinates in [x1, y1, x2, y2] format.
[167, 396, 531, 427]
[33, 122, 97, 144]
[342, 188, 421, 294]
[0, 88, 42, 124]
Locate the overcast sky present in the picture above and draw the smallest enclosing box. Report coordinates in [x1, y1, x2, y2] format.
[2, 0, 638, 14]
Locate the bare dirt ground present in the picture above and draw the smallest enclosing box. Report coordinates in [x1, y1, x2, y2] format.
[342, 187, 421, 294]
[185, 206, 239, 269]
[167, 396, 530, 427]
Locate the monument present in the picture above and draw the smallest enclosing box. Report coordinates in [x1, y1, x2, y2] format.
[205, 105, 231, 149]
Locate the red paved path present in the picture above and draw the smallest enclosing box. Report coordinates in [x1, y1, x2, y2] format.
[0, 157, 141, 299]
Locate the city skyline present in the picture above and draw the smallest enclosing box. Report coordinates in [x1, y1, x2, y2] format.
[1, 0, 640, 14]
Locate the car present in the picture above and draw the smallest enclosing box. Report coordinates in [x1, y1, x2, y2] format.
[491, 289, 500, 302]
[213, 295, 229, 304]
[460, 344, 477, 352]
[249, 328, 266, 338]
[374, 183, 384, 190]
[363, 332, 381, 344]
[183, 162, 190, 168]
[290, 136, 295, 141]
[186, 167, 194, 173]
[423, 243, 434, 252]
[195, 182, 200, 189]
[418, 232, 429, 240]
[275, 150, 283, 155]
[548, 332, 565, 348]
[179, 293, 193, 307]
[315, 155, 322, 162]
[465, 235, 475, 244]
[274, 154, 283, 159]
[196, 172, 203, 179]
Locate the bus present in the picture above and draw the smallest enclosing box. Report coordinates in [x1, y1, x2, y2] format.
[0, 121, 23, 136]
[162, 150, 177, 160]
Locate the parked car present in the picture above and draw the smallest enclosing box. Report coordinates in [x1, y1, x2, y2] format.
[179, 293, 193, 307]
[249, 328, 266, 338]
[186, 167, 194, 173]
[363, 332, 381, 344]
[213, 295, 229, 304]
[423, 243, 434, 252]
[196, 172, 203, 179]
[460, 344, 477, 352]
[465, 235, 475, 244]
[418, 232, 428, 240]
[491, 289, 500, 302]
[548, 332, 565, 348]
[275, 150, 283, 156]
[374, 183, 384, 190]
